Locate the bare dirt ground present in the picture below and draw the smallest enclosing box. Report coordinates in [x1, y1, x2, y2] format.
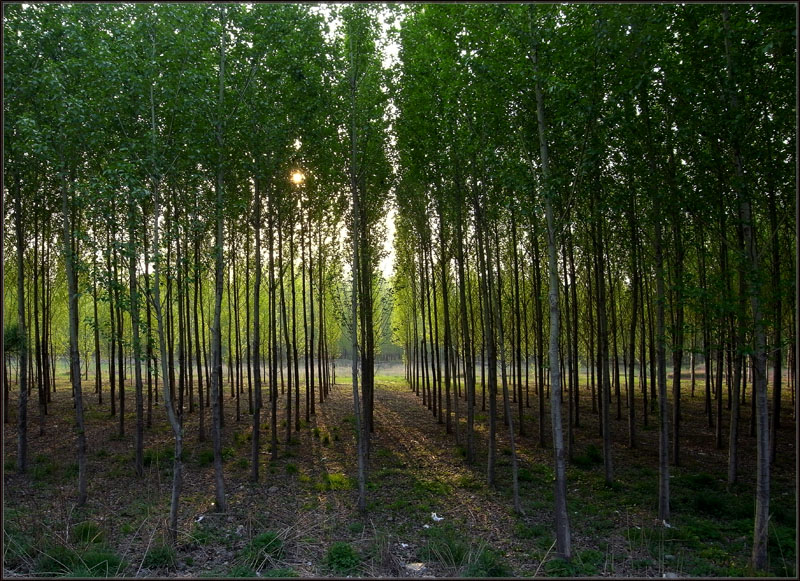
[3, 364, 797, 578]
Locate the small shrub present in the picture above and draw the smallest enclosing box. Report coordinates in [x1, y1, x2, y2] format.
[142, 544, 176, 569]
[456, 474, 481, 490]
[692, 491, 726, 515]
[586, 444, 603, 463]
[312, 427, 321, 438]
[463, 547, 512, 577]
[326, 542, 361, 574]
[195, 449, 215, 467]
[236, 457, 249, 469]
[316, 472, 353, 491]
[71, 521, 104, 544]
[348, 522, 365, 534]
[413, 478, 452, 496]
[321, 433, 330, 446]
[32, 454, 55, 480]
[241, 531, 284, 570]
[419, 524, 468, 568]
[285, 463, 298, 474]
[80, 548, 124, 576]
[3, 527, 34, 569]
[515, 522, 548, 539]
[233, 430, 252, 447]
[517, 467, 535, 482]
[35, 544, 79, 574]
[221, 447, 235, 461]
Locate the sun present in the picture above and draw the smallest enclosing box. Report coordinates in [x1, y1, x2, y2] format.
[291, 171, 305, 185]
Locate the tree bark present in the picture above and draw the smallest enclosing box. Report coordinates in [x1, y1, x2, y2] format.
[533, 37, 571, 560]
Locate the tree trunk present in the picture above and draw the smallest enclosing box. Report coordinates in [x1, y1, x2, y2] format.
[533, 37, 571, 559]
[61, 174, 88, 506]
[209, 5, 228, 511]
[251, 176, 263, 482]
[14, 173, 29, 474]
[128, 189, 145, 477]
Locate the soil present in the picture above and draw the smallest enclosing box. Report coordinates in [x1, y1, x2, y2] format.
[2, 362, 797, 578]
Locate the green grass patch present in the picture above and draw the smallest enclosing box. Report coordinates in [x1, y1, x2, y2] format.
[32, 453, 56, 480]
[35, 544, 125, 577]
[571, 443, 603, 469]
[515, 522, 548, 540]
[325, 542, 361, 574]
[315, 472, 353, 491]
[142, 544, 176, 569]
[348, 522, 365, 534]
[195, 449, 215, 467]
[419, 524, 468, 568]
[240, 531, 284, 571]
[71, 521, 104, 545]
[455, 473, 482, 490]
[228, 564, 257, 577]
[463, 547, 512, 577]
[413, 478, 452, 497]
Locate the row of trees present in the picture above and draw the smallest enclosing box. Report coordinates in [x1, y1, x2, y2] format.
[4, 3, 393, 544]
[389, 3, 795, 570]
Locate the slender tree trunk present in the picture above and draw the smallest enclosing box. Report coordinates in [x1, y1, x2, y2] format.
[533, 38, 571, 559]
[252, 177, 263, 482]
[61, 174, 88, 506]
[209, 5, 228, 511]
[439, 204, 453, 435]
[128, 190, 145, 477]
[194, 231, 205, 441]
[290, 225, 300, 431]
[14, 174, 29, 474]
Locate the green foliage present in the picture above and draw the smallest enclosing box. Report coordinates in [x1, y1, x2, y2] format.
[35, 543, 124, 577]
[348, 521, 365, 534]
[195, 449, 215, 467]
[315, 472, 353, 491]
[285, 462, 298, 474]
[228, 564, 257, 577]
[515, 522, 548, 540]
[517, 467, 535, 482]
[32, 453, 55, 481]
[71, 521, 104, 545]
[3, 525, 34, 570]
[240, 532, 284, 570]
[419, 524, 468, 568]
[463, 547, 512, 577]
[572, 444, 603, 469]
[4, 323, 25, 353]
[325, 542, 361, 574]
[413, 478, 452, 496]
[142, 544, 176, 569]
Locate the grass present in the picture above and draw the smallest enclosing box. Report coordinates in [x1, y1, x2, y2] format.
[315, 472, 353, 491]
[240, 531, 284, 571]
[195, 449, 215, 467]
[71, 521, 104, 545]
[419, 523, 469, 568]
[142, 544, 176, 569]
[325, 542, 361, 574]
[463, 547, 512, 577]
[34, 543, 125, 577]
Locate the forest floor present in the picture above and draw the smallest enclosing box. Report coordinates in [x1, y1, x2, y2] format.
[3, 364, 797, 578]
